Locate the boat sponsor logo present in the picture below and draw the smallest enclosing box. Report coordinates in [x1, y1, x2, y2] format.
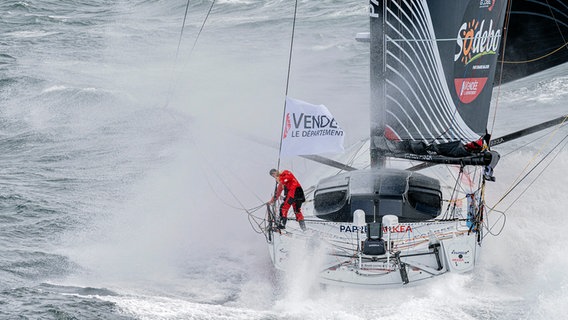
[282, 113, 341, 138]
[479, 0, 496, 11]
[451, 249, 470, 256]
[280, 97, 344, 157]
[369, 0, 380, 18]
[384, 126, 401, 141]
[339, 225, 413, 233]
[472, 64, 490, 70]
[448, 245, 474, 270]
[454, 19, 501, 65]
[450, 249, 471, 264]
[403, 154, 433, 161]
[283, 113, 292, 138]
[285, 112, 343, 138]
[489, 137, 504, 146]
[454, 77, 488, 103]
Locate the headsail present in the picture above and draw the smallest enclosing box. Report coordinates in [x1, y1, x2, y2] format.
[369, 0, 508, 164]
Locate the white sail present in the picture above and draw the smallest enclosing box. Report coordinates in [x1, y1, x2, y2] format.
[280, 97, 345, 157]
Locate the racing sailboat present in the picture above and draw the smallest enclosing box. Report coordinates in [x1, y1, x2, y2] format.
[259, 0, 566, 287]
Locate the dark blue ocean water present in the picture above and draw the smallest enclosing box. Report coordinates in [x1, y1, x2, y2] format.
[1, 0, 567, 319]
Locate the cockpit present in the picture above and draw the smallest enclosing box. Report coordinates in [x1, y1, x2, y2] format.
[313, 169, 442, 222]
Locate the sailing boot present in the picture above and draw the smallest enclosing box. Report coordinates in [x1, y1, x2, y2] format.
[279, 217, 287, 229]
[298, 219, 306, 231]
[295, 209, 306, 231]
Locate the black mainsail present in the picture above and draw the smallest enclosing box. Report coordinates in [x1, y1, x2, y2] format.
[369, 0, 508, 167]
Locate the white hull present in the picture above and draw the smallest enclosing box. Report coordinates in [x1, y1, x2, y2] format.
[267, 218, 480, 287]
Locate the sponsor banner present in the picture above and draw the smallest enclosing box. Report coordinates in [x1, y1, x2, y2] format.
[454, 18, 502, 65]
[454, 77, 488, 103]
[339, 225, 413, 233]
[280, 97, 344, 157]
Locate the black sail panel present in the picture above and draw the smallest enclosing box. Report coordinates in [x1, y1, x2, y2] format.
[370, 0, 508, 161]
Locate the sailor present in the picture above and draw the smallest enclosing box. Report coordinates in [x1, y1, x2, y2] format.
[268, 168, 306, 231]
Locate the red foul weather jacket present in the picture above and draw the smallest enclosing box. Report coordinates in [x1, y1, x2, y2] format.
[274, 170, 301, 201]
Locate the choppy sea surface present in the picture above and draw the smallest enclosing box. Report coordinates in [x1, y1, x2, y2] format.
[0, 0, 567, 319]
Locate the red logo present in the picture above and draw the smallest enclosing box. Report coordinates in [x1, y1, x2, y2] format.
[454, 77, 488, 103]
[384, 126, 401, 141]
[283, 113, 292, 138]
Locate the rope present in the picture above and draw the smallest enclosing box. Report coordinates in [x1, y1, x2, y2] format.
[491, 117, 568, 211]
[185, 125, 275, 239]
[502, 42, 568, 64]
[485, 131, 568, 236]
[174, 0, 192, 61]
[484, 0, 568, 233]
[503, 0, 568, 65]
[489, 0, 513, 134]
[173, 0, 216, 61]
[483, 133, 568, 238]
[491, 132, 568, 212]
[500, 136, 568, 214]
[442, 165, 464, 219]
[165, 0, 217, 108]
[501, 129, 556, 157]
[188, 0, 216, 57]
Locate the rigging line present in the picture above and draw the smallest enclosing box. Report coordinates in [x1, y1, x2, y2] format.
[174, 0, 217, 61]
[484, 135, 568, 238]
[189, 129, 269, 207]
[191, 134, 264, 210]
[276, 0, 299, 171]
[175, 0, 192, 61]
[499, 133, 568, 214]
[188, 0, 216, 56]
[501, 0, 568, 65]
[500, 128, 557, 157]
[199, 157, 257, 211]
[547, 0, 568, 46]
[490, 0, 513, 135]
[346, 140, 367, 166]
[502, 42, 568, 64]
[165, 0, 217, 108]
[332, 140, 367, 176]
[491, 132, 568, 211]
[187, 128, 268, 215]
[167, 130, 266, 227]
[442, 166, 464, 219]
[202, 157, 267, 213]
[494, 115, 568, 205]
[483, 208, 507, 238]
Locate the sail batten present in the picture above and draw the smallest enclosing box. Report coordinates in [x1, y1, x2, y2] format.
[386, 44, 451, 139]
[385, 66, 444, 140]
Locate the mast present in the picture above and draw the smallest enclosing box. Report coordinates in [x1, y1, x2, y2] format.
[369, 0, 386, 169]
